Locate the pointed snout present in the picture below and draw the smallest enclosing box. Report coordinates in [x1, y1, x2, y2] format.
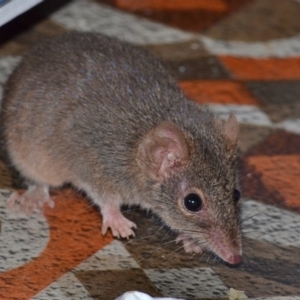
[226, 254, 242, 265]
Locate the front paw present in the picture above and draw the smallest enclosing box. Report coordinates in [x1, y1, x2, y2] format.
[101, 213, 137, 239]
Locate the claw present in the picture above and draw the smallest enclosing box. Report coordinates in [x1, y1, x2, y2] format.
[101, 204, 136, 239]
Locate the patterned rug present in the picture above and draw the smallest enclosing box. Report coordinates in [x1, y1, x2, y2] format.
[0, 0, 300, 299]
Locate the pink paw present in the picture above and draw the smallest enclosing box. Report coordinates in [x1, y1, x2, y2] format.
[7, 186, 54, 213]
[101, 213, 137, 239]
[176, 234, 203, 254]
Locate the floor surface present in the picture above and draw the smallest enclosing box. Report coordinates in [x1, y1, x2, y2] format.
[0, 0, 300, 299]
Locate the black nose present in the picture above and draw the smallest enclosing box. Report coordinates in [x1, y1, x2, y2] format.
[183, 193, 202, 212]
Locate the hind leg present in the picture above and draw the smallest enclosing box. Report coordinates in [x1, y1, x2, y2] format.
[7, 184, 54, 213]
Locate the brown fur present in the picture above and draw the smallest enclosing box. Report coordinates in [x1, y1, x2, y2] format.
[1, 32, 241, 263]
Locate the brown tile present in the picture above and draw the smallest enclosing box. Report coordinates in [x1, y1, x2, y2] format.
[238, 124, 273, 155]
[0, 159, 13, 189]
[242, 237, 300, 267]
[95, 0, 116, 5]
[248, 81, 300, 102]
[205, 0, 300, 41]
[144, 41, 232, 80]
[0, 132, 14, 189]
[214, 267, 300, 298]
[75, 269, 162, 299]
[247, 130, 300, 156]
[145, 40, 209, 61]
[263, 103, 300, 123]
[213, 238, 300, 297]
[166, 56, 232, 80]
[246, 81, 300, 122]
[122, 210, 212, 269]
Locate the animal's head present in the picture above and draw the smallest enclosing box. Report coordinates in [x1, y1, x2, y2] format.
[136, 115, 242, 265]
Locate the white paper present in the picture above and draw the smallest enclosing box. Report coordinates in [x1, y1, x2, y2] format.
[115, 291, 184, 300]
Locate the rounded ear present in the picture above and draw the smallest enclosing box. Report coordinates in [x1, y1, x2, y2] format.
[136, 121, 189, 181]
[223, 114, 239, 147]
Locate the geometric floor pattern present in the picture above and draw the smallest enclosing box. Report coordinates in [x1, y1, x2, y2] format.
[0, 0, 300, 299]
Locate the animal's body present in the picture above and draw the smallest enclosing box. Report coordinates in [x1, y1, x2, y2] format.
[1, 32, 242, 264]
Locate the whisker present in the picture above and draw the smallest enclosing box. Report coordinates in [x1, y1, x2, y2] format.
[241, 229, 261, 235]
[241, 207, 268, 224]
[165, 244, 186, 259]
[123, 233, 156, 245]
[165, 238, 208, 262]
[187, 252, 196, 263]
[123, 224, 168, 246]
[242, 251, 252, 267]
[135, 239, 178, 264]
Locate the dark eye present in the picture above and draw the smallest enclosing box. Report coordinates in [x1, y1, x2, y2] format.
[233, 189, 241, 203]
[184, 193, 202, 212]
